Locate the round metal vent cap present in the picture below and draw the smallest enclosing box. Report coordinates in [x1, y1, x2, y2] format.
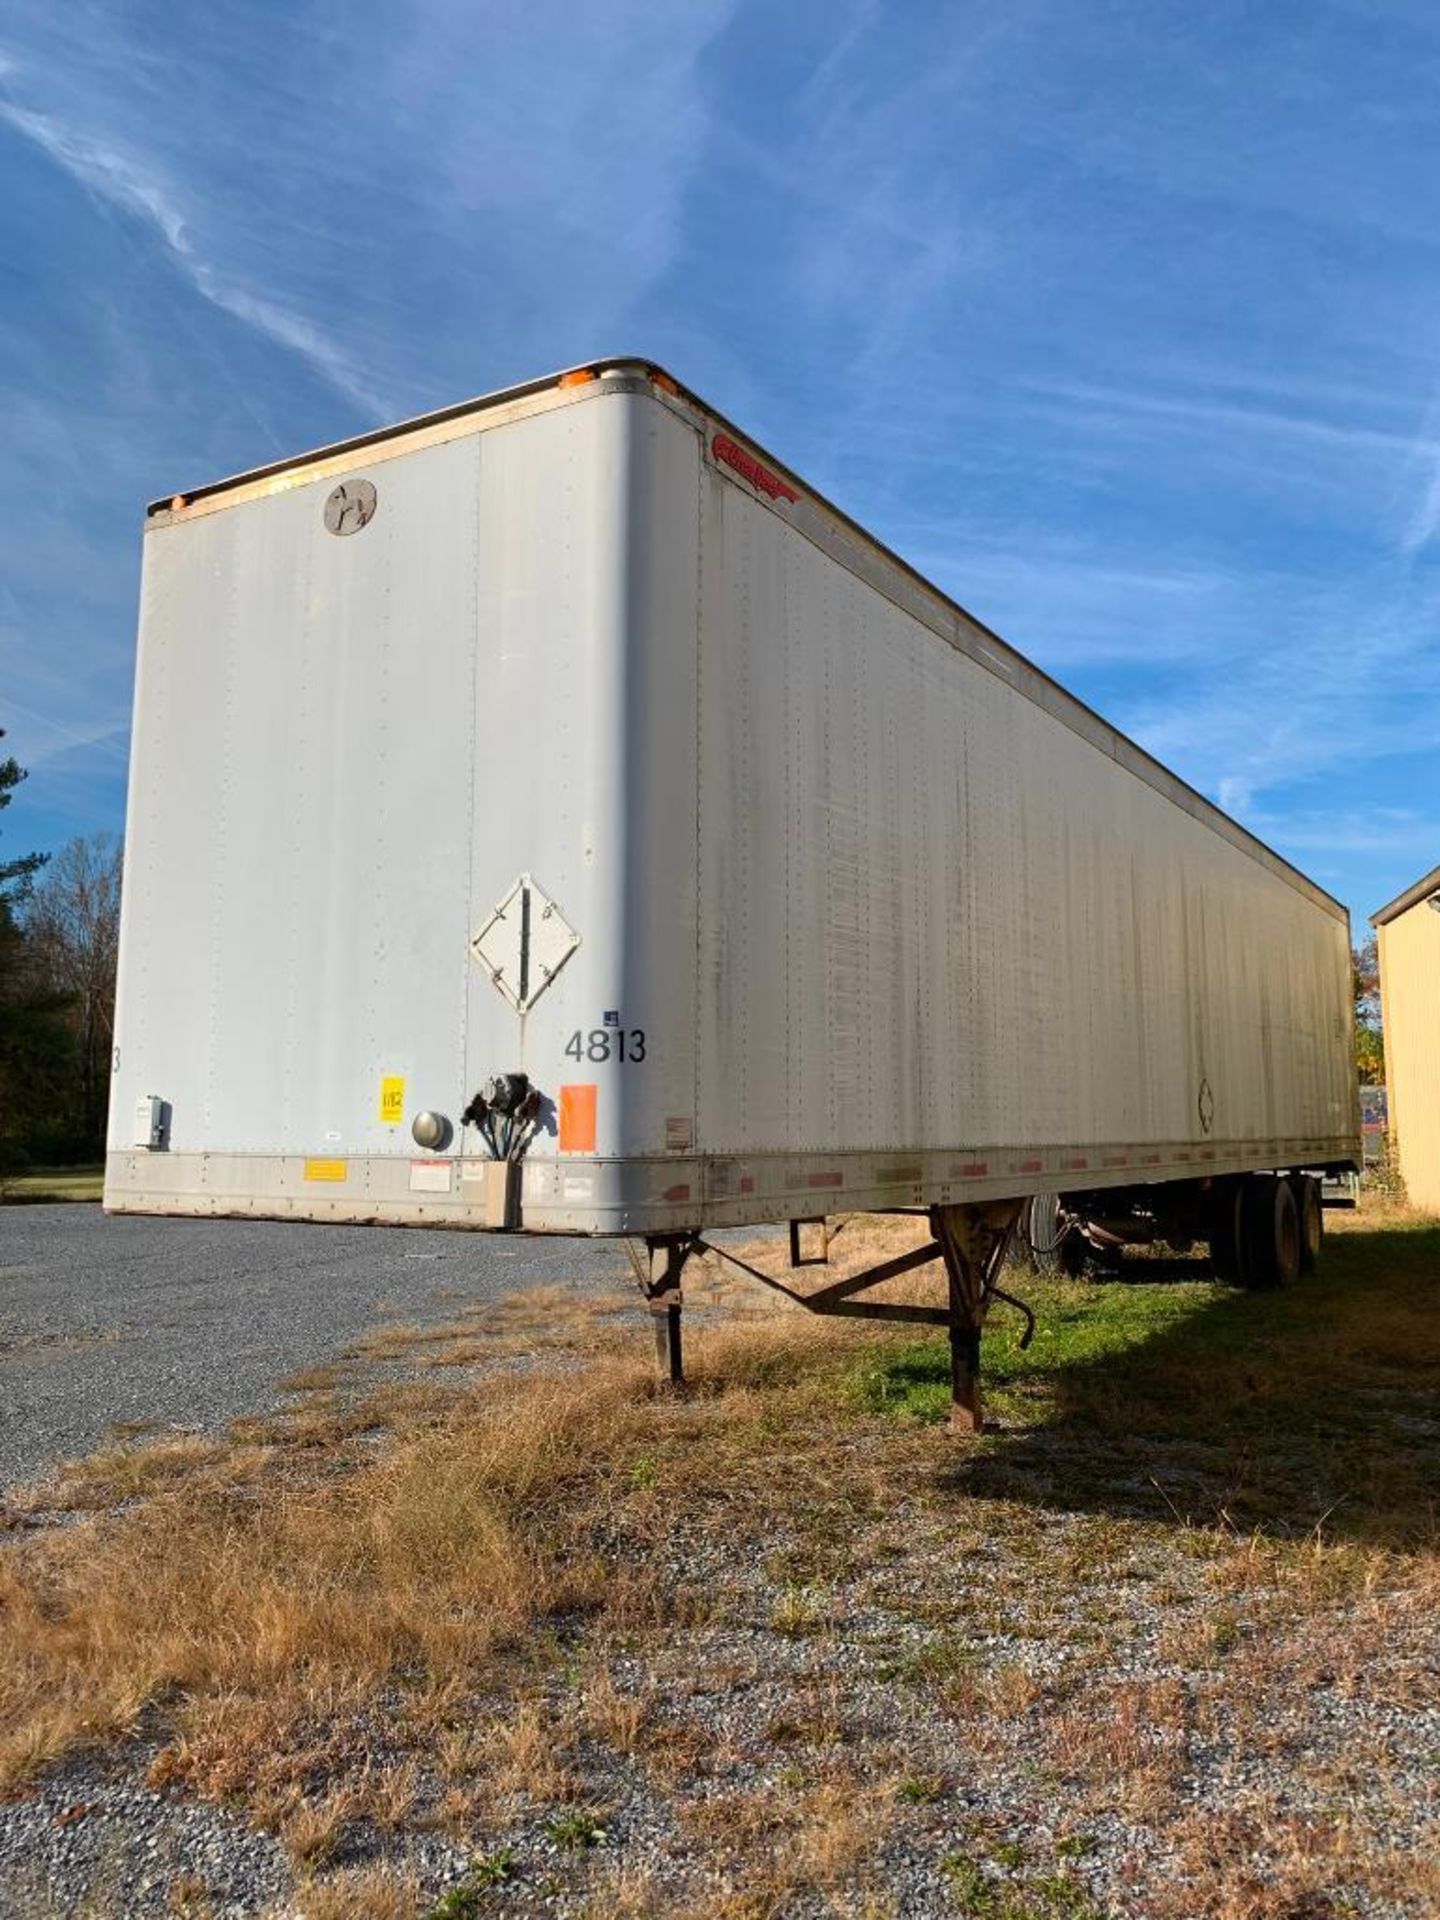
[324, 478, 378, 535]
[411, 1110, 451, 1151]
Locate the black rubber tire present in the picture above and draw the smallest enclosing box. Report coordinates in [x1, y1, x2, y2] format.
[1207, 1178, 1245, 1283]
[1238, 1174, 1301, 1291]
[1020, 1192, 1065, 1274]
[1293, 1174, 1323, 1274]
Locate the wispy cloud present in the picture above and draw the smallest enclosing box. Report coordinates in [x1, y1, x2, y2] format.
[0, 5, 738, 859]
[894, 533, 1229, 666]
[1244, 804, 1440, 859]
[1023, 375, 1433, 464]
[1402, 460, 1440, 552]
[1117, 579, 1440, 824]
[0, 78, 391, 418]
[1397, 382, 1440, 554]
[0, 697, 129, 769]
[1018, 374, 1440, 557]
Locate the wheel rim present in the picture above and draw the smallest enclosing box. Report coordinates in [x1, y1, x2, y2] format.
[1278, 1205, 1299, 1278]
[1273, 1183, 1301, 1285]
[1302, 1186, 1322, 1260]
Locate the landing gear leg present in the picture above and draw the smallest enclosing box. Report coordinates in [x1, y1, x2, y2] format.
[931, 1201, 1023, 1433]
[642, 1233, 691, 1388]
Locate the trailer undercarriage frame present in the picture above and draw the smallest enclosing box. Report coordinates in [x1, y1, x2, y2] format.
[637, 1200, 1027, 1432]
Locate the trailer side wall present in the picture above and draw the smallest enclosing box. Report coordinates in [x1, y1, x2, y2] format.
[692, 429, 1355, 1170]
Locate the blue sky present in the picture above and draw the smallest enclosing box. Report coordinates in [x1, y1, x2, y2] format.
[2, 0, 1437, 930]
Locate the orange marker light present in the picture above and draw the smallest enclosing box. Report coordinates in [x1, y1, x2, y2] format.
[650, 371, 679, 396]
[557, 368, 597, 389]
[170, 494, 187, 511]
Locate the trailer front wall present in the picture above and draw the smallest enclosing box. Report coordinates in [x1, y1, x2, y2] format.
[107, 389, 699, 1220]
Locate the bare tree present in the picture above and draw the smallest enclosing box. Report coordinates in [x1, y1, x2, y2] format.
[24, 833, 123, 1148]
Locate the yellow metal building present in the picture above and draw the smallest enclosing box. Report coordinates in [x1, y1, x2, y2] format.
[1373, 864, 1440, 1215]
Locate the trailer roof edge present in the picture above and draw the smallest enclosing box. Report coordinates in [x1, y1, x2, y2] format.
[1371, 862, 1440, 927]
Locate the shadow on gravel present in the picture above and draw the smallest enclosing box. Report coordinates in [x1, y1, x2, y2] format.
[933, 1218, 1440, 1552]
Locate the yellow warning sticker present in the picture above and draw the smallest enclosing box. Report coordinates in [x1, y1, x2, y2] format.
[378, 1075, 406, 1126]
[304, 1158, 348, 1182]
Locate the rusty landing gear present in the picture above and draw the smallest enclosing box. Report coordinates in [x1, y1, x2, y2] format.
[632, 1201, 1027, 1433]
[641, 1233, 688, 1387]
[930, 1201, 1024, 1432]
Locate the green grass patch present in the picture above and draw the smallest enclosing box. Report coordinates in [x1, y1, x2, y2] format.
[941, 1851, 1108, 1918]
[542, 1809, 608, 1851]
[898, 1772, 948, 1803]
[847, 1269, 1220, 1426]
[843, 1214, 1440, 1550]
[425, 1848, 515, 1916]
[1, 1164, 104, 1204]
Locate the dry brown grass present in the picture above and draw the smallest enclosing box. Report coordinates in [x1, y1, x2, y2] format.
[276, 1782, 363, 1869]
[341, 1279, 645, 1371]
[0, 1307, 863, 1795]
[482, 1697, 577, 1807]
[11, 1431, 250, 1512]
[1050, 1676, 1192, 1820]
[577, 1664, 653, 1755]
[1, 1202, 1434, 1919]
[680, 1772, 896, 1911]
[1142, 1796, 1440, 1920]
[291, 1864, 419, 1919]
[574, 1864, 666, 1918]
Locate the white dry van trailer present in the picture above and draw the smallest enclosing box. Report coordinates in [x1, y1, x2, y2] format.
[107, 358, 1360, 1427]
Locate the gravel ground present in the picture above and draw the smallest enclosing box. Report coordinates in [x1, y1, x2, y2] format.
[2, 1213, 1433, 1918]
[0, 1204, 630, 1493]
[2, 1480, 1433, 1918]
[0, 1759, 295, 1918]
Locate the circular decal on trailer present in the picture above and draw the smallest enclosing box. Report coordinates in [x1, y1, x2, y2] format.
[323, 478, 378, 535]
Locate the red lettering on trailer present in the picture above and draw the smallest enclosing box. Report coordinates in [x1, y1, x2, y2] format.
[1140, 1153, 1161, 1165]
[1102, 1155, 1128, 1168]
[663, 1183, 691, 1203]
[960, 1161, 988, 1177]
[1016, 1158, 1044, 1173]
[1062, 1157, 1089, 1172]
[807, 1170, 843, 1188]
[738, 1175, 754, 1193]
[712, 433, 799, 504]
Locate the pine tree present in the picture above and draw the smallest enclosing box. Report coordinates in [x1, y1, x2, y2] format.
[0, 731, 73, 1172]
[0, 731, 47, 907]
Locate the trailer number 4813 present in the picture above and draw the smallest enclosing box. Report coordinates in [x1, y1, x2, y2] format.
[565, 1028, 646, 1064]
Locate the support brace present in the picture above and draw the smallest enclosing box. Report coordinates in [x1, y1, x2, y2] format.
[788, 1217, 830, 1268]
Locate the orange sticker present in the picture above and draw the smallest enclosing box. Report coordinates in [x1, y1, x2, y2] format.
[559, 1084, 597, 1153]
